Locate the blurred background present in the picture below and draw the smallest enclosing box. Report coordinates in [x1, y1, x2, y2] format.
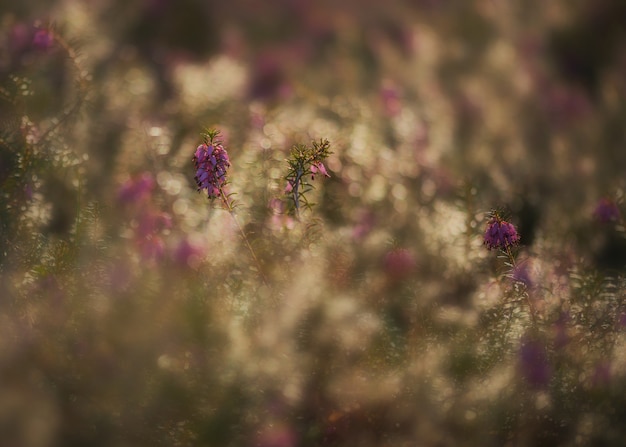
[2, 0, 626, 446]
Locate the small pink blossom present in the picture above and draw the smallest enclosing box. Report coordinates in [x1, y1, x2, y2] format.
[285, 180, 294, 194]
[118, 173, 155, 204]
[593, 198, 620, 224]
[173, 237, 205, 268]
[137, 211, 171, 239]
[383, 248, 416, 282]
[380, 80, 402, 116]
[352, 209, 375, 241]
[310, 162, 330, 180]
[33, 29, 54, 50]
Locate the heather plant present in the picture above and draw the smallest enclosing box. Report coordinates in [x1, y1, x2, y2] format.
[483, 210, 537, 324]
[284, 138, 332, 219]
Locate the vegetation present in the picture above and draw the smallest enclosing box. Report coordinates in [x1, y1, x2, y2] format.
[2, 1, 626, 445]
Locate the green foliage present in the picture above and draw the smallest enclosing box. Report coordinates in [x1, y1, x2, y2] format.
[284, 138, 332, 218]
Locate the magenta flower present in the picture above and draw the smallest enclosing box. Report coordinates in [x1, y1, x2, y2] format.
[593, 198, 620, 224]
[383, 248, 416, 282]
[173, 237, 205, 268]
[310, 162, 330, 180]
[117, 172, 155, 204]
[33, 29, 54, 50]
[483, 215, 520, 250]
[193, 142, 230, 199]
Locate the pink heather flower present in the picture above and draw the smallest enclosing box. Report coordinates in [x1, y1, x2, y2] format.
[383, 248, 416, 282]
[268, 198, 296, 230]
[285, 180, 294, 194]
[32, 29, 54, 50]
[593, 198, 620, 224]
[137, 211, 171, 239]
[173, 237, 205, 268]
[483, 215, 520, 250]
[193, 142, 230, 199]
[117, 173, 155, 204]
[310, 162, 330, 180]
[352, 209, 376, 241]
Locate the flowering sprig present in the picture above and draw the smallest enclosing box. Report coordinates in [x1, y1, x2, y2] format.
[193, 129, 269, 290]
[284, 138, 332, 218]
[593, 197, 621, 224]
[484, 210, 536, 325]
[193, 129, 230, 200]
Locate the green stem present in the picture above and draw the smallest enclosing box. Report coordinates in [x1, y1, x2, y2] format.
[219, 188, 270, 291]
[291, 167, 304, 220]
[505, 245, 536, 324]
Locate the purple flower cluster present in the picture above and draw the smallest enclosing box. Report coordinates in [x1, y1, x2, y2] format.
[193, 142, 230, 199]
[483, 216, 520, 250]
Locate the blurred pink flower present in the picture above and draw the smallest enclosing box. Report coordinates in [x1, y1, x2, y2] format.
[285, 180, 294, 194]
[351, 209, 375, 241]
[32, 28, 54, 50]
[268, 198, 295, 230]
[383, 248, 416, 282]
[593, 198, 620, 224]
[173, 237, 205, 268]
[117, 173, 155, 204]
[380, 80, 402, 117]
[137, 211, 171, 239]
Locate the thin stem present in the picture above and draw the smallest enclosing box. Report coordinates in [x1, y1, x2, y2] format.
[505, 245, 536, 324]
[291, 167, 304, 219]
[219, 187, 271, 291]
